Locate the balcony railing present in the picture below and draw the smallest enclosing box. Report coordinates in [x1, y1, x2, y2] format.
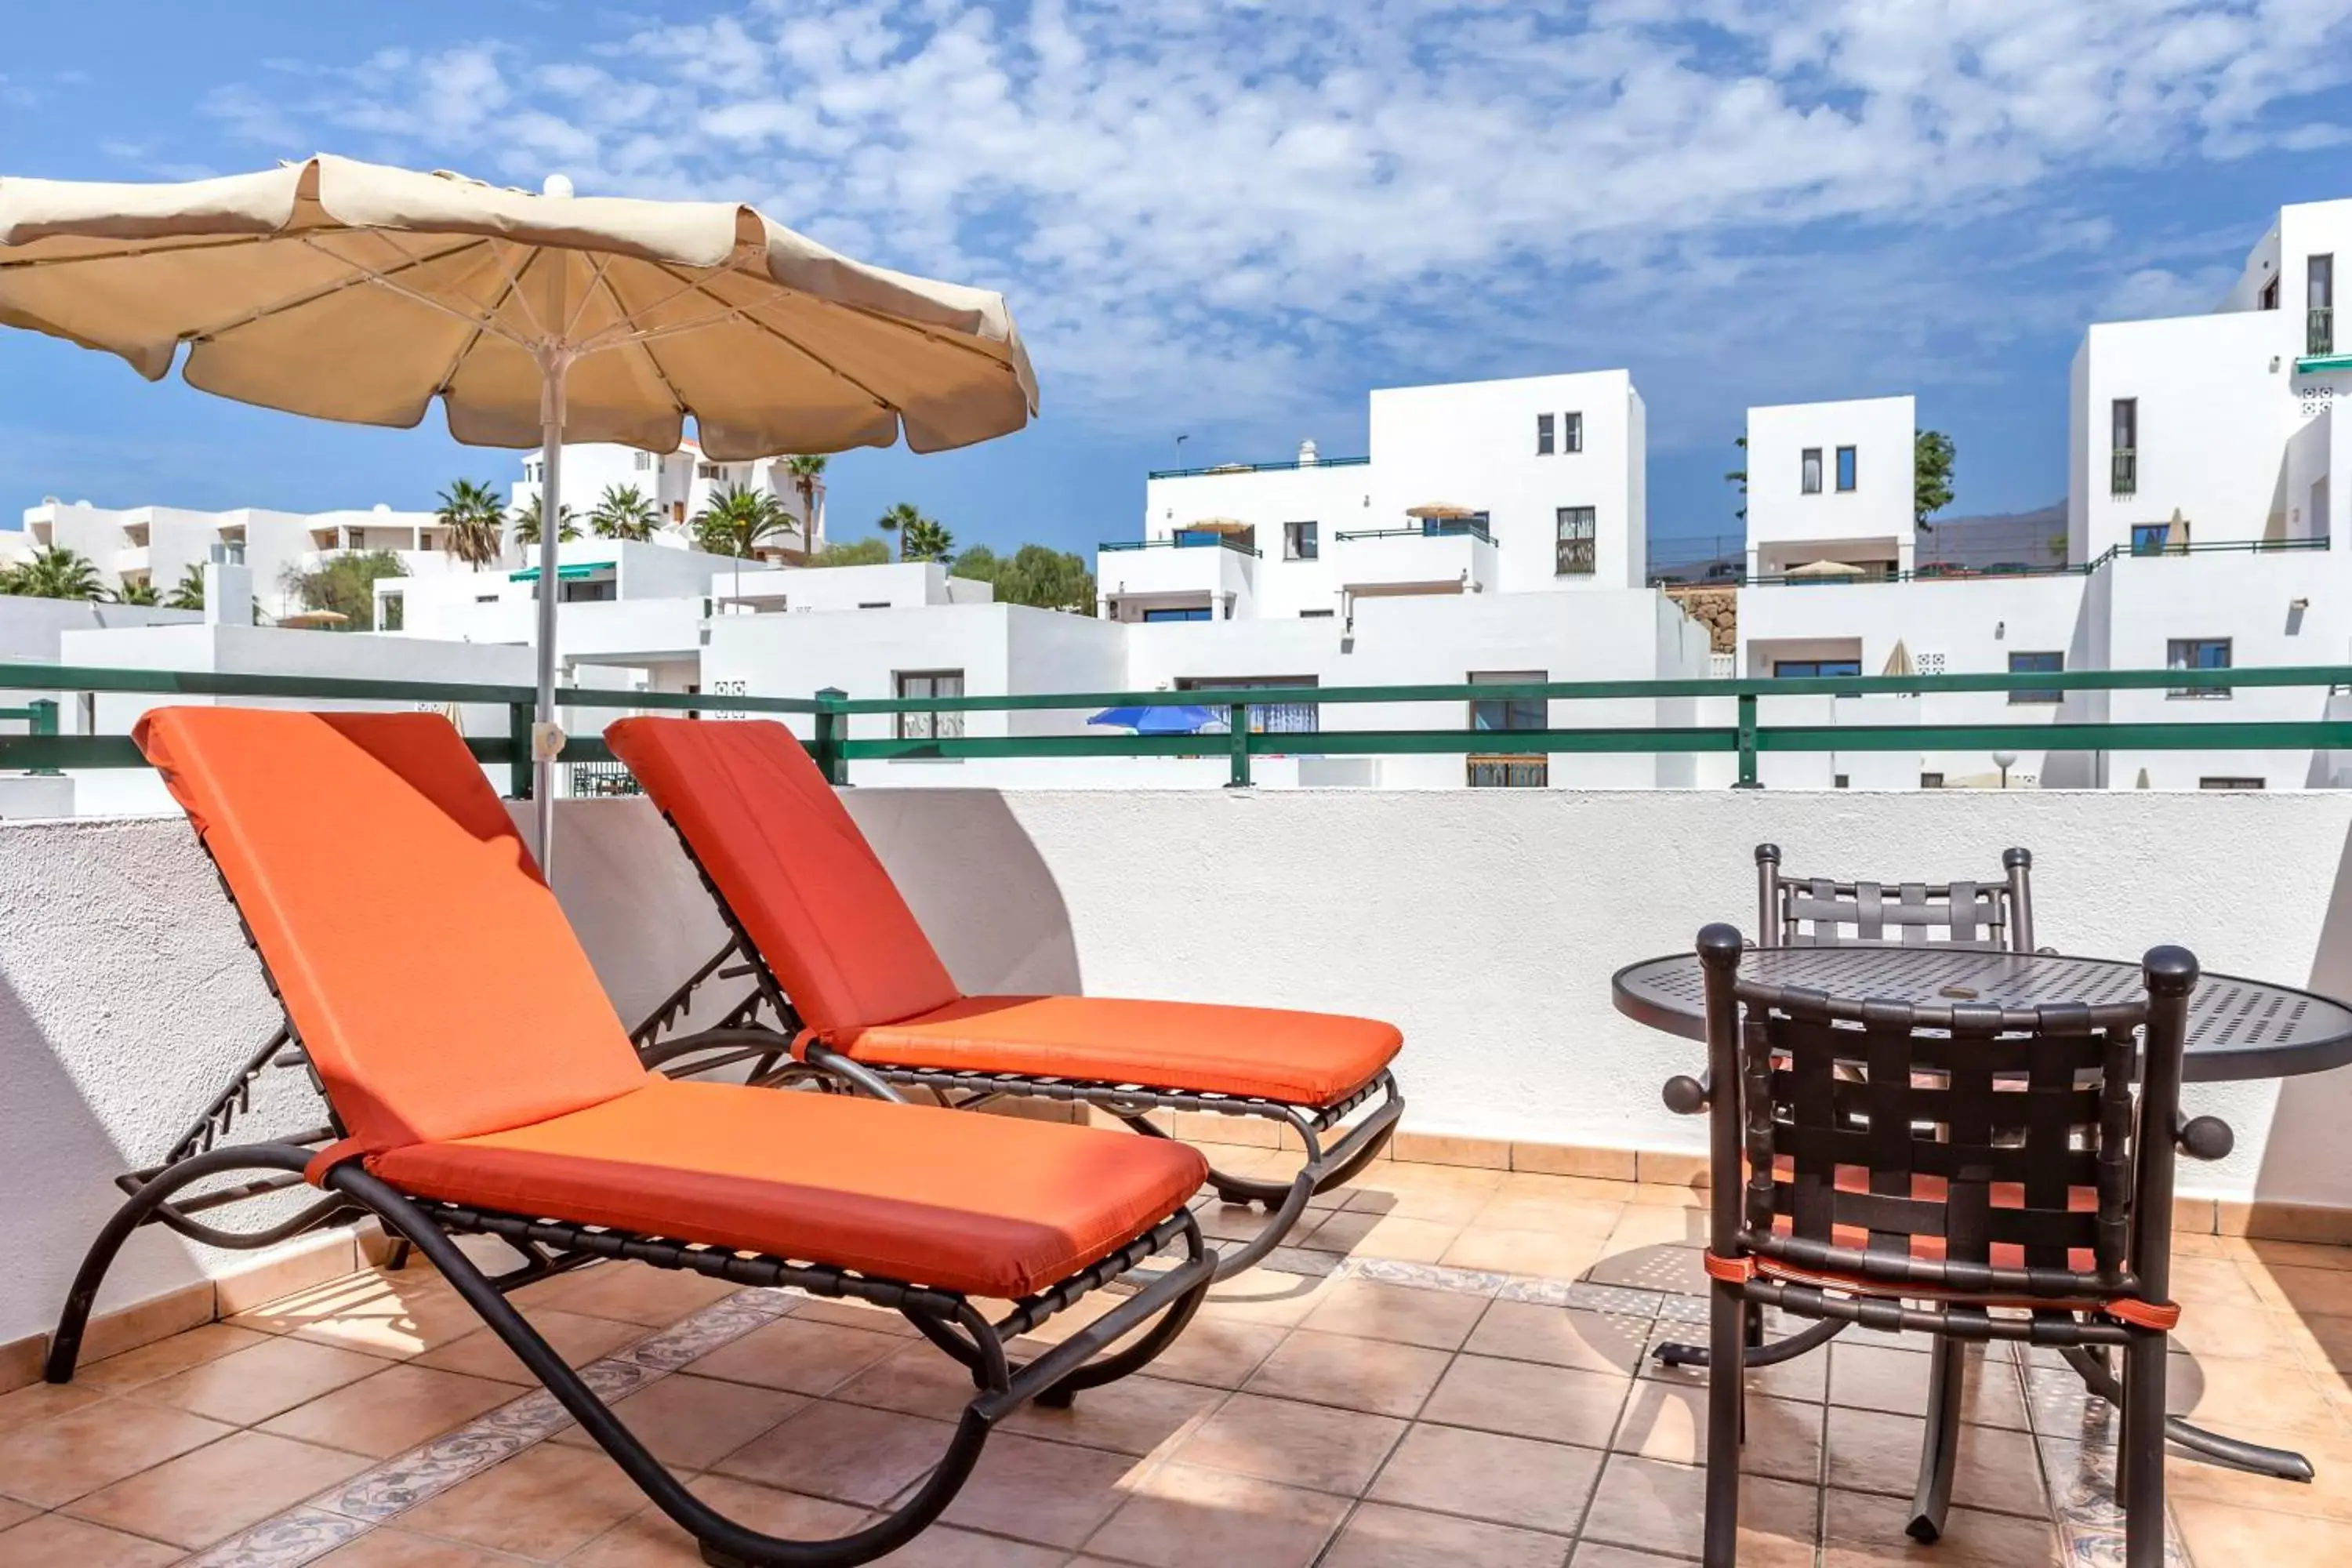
[1468, 753, 1548, 788]
[2111, 449, 2137, 497]
[8, 660, 2352, 793]
[1146, 455, 1369, 480]
[1336, 522, 1496, 545]
[1099, 535, 1261, 557]
[2313, 305, 2335, 358]
[1730, 535, 2329, 589]
[1555, 539, 1595, 575]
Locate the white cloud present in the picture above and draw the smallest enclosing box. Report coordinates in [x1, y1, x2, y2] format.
[196, 0, 2352, 437]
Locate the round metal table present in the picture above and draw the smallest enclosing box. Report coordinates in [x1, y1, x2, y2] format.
[1612, 946, 2352, 1083]
[1612, 942, 2352, 1492]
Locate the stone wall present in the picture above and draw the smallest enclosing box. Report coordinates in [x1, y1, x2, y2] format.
[1665, 585, 1736, 652]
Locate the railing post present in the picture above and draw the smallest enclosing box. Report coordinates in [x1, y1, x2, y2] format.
[1225, 702, 1251, 788]
[813, 688, 849, 786]
[507, 701, 533, 800]
[1733, 692, 1761, 789]
[25, 699, 60, 776]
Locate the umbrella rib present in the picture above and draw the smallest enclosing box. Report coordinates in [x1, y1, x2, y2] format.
[185, 234, 509, 347]
[633, 260, 902, 415]
[584, 263, 693, 430]
[422, 238, 544, 402]
[278, 235, 535, 350]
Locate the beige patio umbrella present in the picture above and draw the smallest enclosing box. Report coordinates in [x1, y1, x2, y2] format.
[1405, 503, 1479, 521]
[0, 154, 1038, 869]
[1786, 558, 1864, 579]
[1881, 639, 1915, 677]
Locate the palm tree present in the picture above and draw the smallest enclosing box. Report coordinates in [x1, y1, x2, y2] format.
[0, 546, 103, 600]
[901, 515, 954, 562]
[112, 577, 160, 606]
[781, 455, 827, 546]
[165, 564, 206, 611]
[436, 480, 507, 570]
[691, 485, 793, 559]
[512, 494, 579, 546]
[589, 484, 660, 542]
[877, 501, 923, 561]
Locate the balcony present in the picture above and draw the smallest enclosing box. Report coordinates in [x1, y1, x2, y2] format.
[2111, 448, 2137, 497]
[3, 666, 2352, 1567]
[2300, 306, 2350, 372]
[1098, 532, 1257, 621]
[1334, 521, 1497, 594]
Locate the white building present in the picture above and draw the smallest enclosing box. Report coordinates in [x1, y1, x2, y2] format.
[510, 437, 827, 559]
[1733, 196, 2352, 791]
[5, 499, 485, 621]
[1106, 370, 1646, 623]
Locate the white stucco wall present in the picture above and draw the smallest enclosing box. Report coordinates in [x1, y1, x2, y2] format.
[1744, 396, 1917, 577]
[11, 787, 2352, 1348]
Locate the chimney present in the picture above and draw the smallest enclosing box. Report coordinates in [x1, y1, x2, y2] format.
[203, 562, 254, 627]
[1298, 439, 1319, 466]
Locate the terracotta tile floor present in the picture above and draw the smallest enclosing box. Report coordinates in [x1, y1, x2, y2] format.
[2, 1145, 2349, 1566]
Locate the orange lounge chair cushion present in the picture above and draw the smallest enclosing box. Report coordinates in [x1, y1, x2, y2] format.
[368, 1076, 1208, 1298]
[837, 994, 1402, 1105]
[604, 716, 961, 1035]
[136, 708, 650, 1155]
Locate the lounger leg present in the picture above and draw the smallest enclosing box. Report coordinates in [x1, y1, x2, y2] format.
[1702, 1283, 1745, 1568]
[1906, 1338, 1966, 1544]
[49, 1143, 318, 1382]
[325, 1165, 1014, 1568]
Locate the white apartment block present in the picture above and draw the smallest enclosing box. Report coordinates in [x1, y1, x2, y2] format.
[510, 437, 827, 558]
[1105, 370, 1646, 624]
[4, 499, 488, 620]
[1736, 197, 2352, 791]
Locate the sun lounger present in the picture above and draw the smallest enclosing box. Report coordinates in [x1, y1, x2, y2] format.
[606, 716, 1404, 1279]
[46, 709, 1214, 1568]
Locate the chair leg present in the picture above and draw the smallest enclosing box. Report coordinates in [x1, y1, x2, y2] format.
[1703, 1283, 1745, 1568]
[2121, 1330, 2169, 1568]
[1905, 1338, 1966, 1544]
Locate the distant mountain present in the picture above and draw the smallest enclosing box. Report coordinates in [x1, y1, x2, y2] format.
[1915, 501, 2067, 568]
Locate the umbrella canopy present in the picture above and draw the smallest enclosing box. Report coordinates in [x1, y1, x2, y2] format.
[1785, 558, 1865, 579]
[1881, 639, 1915, 677]
[0, 154, 1039, 868]
[1405, 503, 1478, 521]
[277, 609, 351, 630]
[1180, 517, 1254, 535]
[1087, 705, 1224, 735]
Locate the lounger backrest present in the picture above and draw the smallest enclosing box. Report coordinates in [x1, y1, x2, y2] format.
[136, 707, 649, 1155]
[605, 717, 962, 1035]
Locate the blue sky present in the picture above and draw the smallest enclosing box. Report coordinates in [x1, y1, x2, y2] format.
[5, 1, 2352, 560]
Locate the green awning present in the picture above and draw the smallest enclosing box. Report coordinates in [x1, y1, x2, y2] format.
[509, 562, 612, 583]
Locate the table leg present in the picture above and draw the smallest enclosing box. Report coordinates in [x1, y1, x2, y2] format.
[2056, 1345, 2315, 1483]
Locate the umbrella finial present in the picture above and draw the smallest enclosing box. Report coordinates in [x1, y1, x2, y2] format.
[542, 173, 575, 199]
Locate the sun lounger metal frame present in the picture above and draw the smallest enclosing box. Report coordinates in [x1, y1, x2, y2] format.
[631, 826, 1403, 1281]
[46, 840, 1216, 1568]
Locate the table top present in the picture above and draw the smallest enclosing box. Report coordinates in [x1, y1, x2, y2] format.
[1610, 945, 2352, 1083]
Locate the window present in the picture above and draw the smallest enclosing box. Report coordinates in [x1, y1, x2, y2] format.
[1284, 521, 1319, 561]
[1468, 670, 1546, 735]
[2130, 521, 2180, 556]
[1142, 606, 1213, 622]
[1176, 676, 1318, 735]
[1920, 771, 1944, 789]
[696, 461, 721, 480]
[895, 670, 965, 740]
[1835, 446, 1857, 492]
[2167, 637, 2230, 699]
[1834, 775, 1850, 789]
[1562, 412, 1583, 453]
[523, 459, 542, 482]
[379, 596, 404, 632]
[1536, 413, 1555, 456]
[2260, 274, 2281, 311]
[2008, 651, 2063, 704]
[2111, 399, 2137, 496]
[2312, 254, 2336, 356]
[1800, 448, 1822, 495]
[1298, 608, 1335, 619]
[857, 601, 890, 610]
[633, 451, 655, 471]
[1555, 506, 1596, 575]
[559, 579, 616, 603]
[474, 593, 500, 604]
[2201, 776, 2264, 790]
[1773, 659, 1862, 678]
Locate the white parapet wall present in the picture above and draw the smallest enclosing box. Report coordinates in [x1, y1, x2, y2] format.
[9, 787, 2352, 1347]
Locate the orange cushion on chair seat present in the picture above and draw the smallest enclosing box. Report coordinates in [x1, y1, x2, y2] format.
[368, 1076, 1208, 1299]
[836, 994, 1402, 1106]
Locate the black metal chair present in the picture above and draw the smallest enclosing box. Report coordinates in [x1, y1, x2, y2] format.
[1755, 842, 2040, 953]
[1688, 924, 2209, 1566]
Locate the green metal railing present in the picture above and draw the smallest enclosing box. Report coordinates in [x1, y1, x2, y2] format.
[0, 697, 59, 775]
[1715, 535, 2330, 590]
[1336, 523, 1497, 546]
[1098, 535, 1262, 557]
[4, 662, 2351, 794]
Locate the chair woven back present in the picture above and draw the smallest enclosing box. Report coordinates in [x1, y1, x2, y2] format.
[1755, 844, 2036, 953]
[1736, 992, 2148, 1299]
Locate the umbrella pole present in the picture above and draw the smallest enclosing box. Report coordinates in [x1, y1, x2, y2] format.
[532, 347, 574, 874]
